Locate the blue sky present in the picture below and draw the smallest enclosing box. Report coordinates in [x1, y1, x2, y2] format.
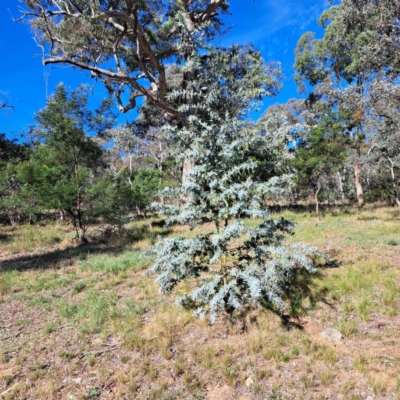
[0, 0, 326, 137]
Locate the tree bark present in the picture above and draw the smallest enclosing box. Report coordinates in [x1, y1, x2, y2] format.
[337, 171, 345, 201]
[388, 156, 400, 207]
[79, 226, 88, 243]
[354, 161, 364, 207]
[182, 157, 195, 186]
[315, 180, 321, 218]
[7, 211, 18, 228]
[66, 209, 79, 240]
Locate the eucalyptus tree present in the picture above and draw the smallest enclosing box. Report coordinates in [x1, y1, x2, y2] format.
[20, 0, 246, 183]
[262, 99, 351, 208]
[260, 99, 318, 153]
[108, 125, 139, 177]
[107, 123, 172, 214]
[368, 123, 400, 206]
[149, 47, 324, 324]
[108, 64, 184, 186]
[334, 0, 400, 205]
[294, 5, 376, 206]
[338, 0, 400, 76]
[367, 79, 400, 206]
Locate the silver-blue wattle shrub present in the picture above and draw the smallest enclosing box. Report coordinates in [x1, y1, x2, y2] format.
[149, 47, 324, 324]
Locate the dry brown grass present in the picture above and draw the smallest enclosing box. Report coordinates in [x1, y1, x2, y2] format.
[0, 206, 399, 399]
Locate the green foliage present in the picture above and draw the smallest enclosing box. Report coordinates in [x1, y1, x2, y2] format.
[336, 0, 400, 75]
[293, 1, 394, 207]
[79, 250, 146, 274]
[293, 111, 349, 203]
[116, 167, 170, 214]
[294, 4, 364, 89]
[0, 133, 31, 225]
[17, 84, 123, 240]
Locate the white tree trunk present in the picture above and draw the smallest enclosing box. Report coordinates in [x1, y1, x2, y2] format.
[354, 162, 364, 207]
[315, 180, 321, 218]
[337, 171, 345, 200]
[388, 157, 400, 207]
[182, 157, 195, 186]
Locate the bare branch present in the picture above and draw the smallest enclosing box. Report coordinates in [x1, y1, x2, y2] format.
[195, 0, 224, 23]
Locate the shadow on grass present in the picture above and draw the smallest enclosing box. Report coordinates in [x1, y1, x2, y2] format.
[258, 257, 340, 331]
[268, 203, 357, 215]
[0, 225, 171, 273]
[0, 232, 13, 243]
[286, 258, 340, 329]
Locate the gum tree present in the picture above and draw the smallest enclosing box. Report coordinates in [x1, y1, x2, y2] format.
[294, 5, 372, 206]
[337, 0, 400, 205]
[338, 0, 400, 75]
[20, 0, 240, 183]
[367, 79, 400, 206]
[149, 48, 325, 324]
[295, 0, 400, 207]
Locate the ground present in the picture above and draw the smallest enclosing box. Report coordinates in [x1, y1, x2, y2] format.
[0, 206, 400, 399]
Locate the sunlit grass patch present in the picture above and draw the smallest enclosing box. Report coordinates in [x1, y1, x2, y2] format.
[0, 270, 18, 297]
[192, 345, 219, 370]
[24, 272, 77, 292]
[78, 250, 147, 274]
[334, 319, 358, 337]
[0, 223, 66, 255]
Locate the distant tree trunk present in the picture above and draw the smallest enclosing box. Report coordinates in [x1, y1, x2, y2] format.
[7, 210, 18, 228]
[76, 194, 86, 242]
[129, 154, 133, 174]
[79, 227, 88, 243]
[315, 180, 321, 219]
[66, 208, 87, 242]
[67, 209, 79, 239]
[387, 156, 400, 207]
[182, 157, 195, 186]
[337, 171, 345, 201]
[157, 151, 165, 205]
[354, 161, 364, 207]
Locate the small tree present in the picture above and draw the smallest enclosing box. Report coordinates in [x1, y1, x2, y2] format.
[293, 111, 349, 215]
[151, 129, 324, 324]
[114, 166, 168, 217]
[0, 134, 30, 226]
[150, 48, 324, 324]
[18, 84, 120, 241]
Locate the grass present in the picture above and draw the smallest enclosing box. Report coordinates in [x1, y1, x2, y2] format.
[0, 205, 400, 398]
[0, 222, 66, 255]
[78, 250, 148, 274]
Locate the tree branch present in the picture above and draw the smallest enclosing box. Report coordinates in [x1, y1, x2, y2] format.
[44, 56, 178, 117]
[195, 0, 224, 23]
